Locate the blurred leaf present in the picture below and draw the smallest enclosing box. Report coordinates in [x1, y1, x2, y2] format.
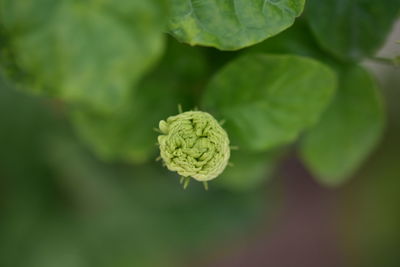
[300, 65, 385, 186]
[70, 39, 208, 163]
[0, 0, 166, 112]
[306, 0, 400, 61]
[216, 149, 282, 191]
[167, 0, 305, 50]
[202, 54, 337, 151]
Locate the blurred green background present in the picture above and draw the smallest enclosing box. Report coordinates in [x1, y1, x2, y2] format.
[0, 1, 400, 266]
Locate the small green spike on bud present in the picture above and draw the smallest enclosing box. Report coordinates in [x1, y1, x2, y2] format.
[157, 111, 231, 187]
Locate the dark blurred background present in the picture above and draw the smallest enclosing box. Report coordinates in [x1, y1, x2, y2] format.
[0, 6, 399, 267]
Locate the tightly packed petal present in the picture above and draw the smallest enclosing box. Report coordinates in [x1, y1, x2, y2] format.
[158, 111, 230, 182]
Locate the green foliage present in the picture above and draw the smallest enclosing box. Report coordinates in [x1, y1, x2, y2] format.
[300, 65, 385, 185]
[0, 0, 395, 187]
[306, 0, 400, 61]
[167, 0, 305, 50]
[202, 54, 336, 151]
[0, 0, 166, 112]
[0, 0, 399, 265]
[241, 20, 387, 185]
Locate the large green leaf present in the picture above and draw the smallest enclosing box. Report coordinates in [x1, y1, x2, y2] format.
[70, 39, 208, 163]
[300, 65, 385, 186]
[0, 0, 166, 112]
[167, 0, 305, 50]
[202, 54, 337, 151]
[306, 0, 400, 61]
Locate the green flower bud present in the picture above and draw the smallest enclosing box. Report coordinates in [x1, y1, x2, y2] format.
[158, 111, 230, 188]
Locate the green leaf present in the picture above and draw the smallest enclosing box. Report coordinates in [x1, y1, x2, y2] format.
[300, 65, 385, 186]
[0, 0, 166, 112]
[70, 39, 208, 163]
[202, 54, 337, 151]
[167, 0, 305, 50]
[216, 149, 281, 191]
[306, 0, 400, 61]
